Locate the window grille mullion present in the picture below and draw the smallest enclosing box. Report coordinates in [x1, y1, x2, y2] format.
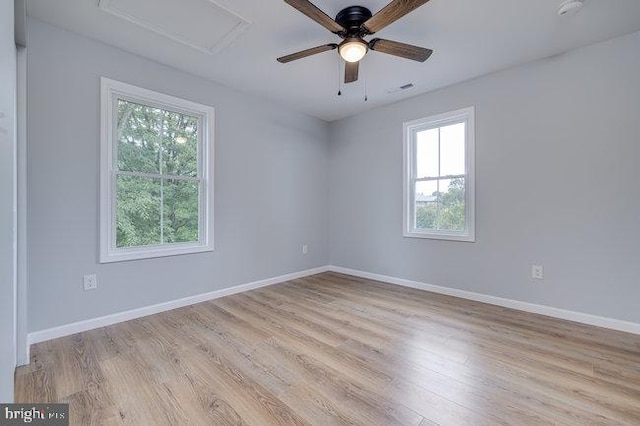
[414, 174, 465, 183]
[115, 170, 201, 182]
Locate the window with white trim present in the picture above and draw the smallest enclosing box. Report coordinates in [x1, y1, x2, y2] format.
[100, 78, 214, 263]
[404, 107, 475, 241]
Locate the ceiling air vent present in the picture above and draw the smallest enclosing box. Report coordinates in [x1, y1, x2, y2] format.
[387, 83, 415, 94]
[98, 0, 251, 55]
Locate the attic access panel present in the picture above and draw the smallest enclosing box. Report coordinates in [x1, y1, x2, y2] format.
[98, 0, 251, 54]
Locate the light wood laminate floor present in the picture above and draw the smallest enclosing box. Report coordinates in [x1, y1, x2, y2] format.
[15, 272, 640, 425]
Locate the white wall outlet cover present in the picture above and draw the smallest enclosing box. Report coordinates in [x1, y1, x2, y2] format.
[531, 265, 544, 280]
[83, 274, 98, 290]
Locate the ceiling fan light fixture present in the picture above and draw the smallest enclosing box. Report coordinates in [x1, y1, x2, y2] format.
[339, 38, 367, 63]
[557, 0, 584, 16]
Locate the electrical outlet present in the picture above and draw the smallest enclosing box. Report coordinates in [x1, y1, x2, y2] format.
[83, 274, 98, 290]
[302, 244, 308, 255]
[531, 265, 544, 280]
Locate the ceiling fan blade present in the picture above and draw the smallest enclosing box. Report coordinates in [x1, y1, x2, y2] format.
[362, 0, 430, 34]
[277, 44, 338, 63]
[284, 0, 345, 33]
[369, 38, 433, 62]
[345, 61, 359, 84]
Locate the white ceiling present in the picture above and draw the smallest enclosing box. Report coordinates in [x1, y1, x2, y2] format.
[26, 0, 640, 122]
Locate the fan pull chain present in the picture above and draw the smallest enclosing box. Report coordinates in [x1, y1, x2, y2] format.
[364, 69, 368, 102]
[337, 60, 342, 96]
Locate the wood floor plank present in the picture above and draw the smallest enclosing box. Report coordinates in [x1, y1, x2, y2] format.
[213, 295, 395, 391]
[14, 367, 57, 403]
[177, 340, 309, 425]
[99, 350, 194, 425]
[61, 384, 117, 426]
[15, 272, 640, 425]
[181, 323, 292, 398]
[252, 337, 424, 425]
[51, 334, 105, 399]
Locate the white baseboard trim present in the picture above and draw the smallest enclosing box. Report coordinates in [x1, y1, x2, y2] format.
[27, 263, 640, 348]
[328, 265, 640, 336]
[27, 266, 330, 346]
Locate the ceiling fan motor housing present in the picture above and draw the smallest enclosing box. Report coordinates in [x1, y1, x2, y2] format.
[336, 6, 373, 36]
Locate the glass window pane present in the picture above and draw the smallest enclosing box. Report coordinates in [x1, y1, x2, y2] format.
[416, 128, 439, 178]
[440, 122, 466, 176]
[116, 175, 161, 248]
[116, 100, 162, 174]
[435, 178, 466, 231]
[161, 112, 199, 177]
[414, 180, 438, 230]
[162, 179, 200, 243]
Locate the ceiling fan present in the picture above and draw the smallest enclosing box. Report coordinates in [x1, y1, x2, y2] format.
[277, 0, 433, 84]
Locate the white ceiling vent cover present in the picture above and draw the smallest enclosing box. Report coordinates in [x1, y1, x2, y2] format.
[98, 0, 251, 54]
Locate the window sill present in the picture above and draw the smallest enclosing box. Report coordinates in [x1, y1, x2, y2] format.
[403, 231, 475, 243]
[99, 243, 214, 263]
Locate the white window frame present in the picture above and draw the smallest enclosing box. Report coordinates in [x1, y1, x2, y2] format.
[100, 77, 214, 263]
[403, 106, 475, 242]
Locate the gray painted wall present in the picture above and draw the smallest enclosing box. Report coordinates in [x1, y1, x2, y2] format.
[329, 31, 640, 323]
[25, 16, 640, 338]
[27, 19, 329, 332]
[0, 0, 17, 402]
